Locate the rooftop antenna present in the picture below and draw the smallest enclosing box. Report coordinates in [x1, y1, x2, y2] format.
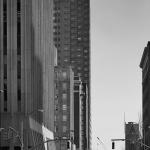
[124, 112, 126, 134]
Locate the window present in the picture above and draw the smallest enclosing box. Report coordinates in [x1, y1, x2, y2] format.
[62, 105, 67, 111]
[62, 115, 67, 121]
[77, 37, 82, 41]
[77, 67, 81, 70]
[84, 74, 88, 77]
[54, 116, 57, 121]
[55, 105, 58, 111]
[17, 0, 21, 55]
[84, 49, 88, 53]
[62, 72, 67, 79]
[55, 126, 58, 132]
[4, 64, 7, 79]
[64, 47, 69, 51]
[62, 83, 67, 90]
[63, 126, 67, 132]
[3, 0, 7, 55]
[64, 59, 69, 63]
[74, 86, 79, 91]
[17, 89, 21, 100]
[62, 93, 67, 100]
[17, 61, 21, 79]
[84, 68, 88, 71]
[4, 101, 7, 112]
[3, 83, 7, 112]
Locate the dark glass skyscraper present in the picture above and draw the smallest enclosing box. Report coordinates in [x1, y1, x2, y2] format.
[140, 41, 150, 147]
[53, 0, 91, 150]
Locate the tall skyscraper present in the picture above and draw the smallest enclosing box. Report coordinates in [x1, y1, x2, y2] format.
[140, 41, 150, 147]
[53, 0, 91, 150]
[0, 0, 55, 150]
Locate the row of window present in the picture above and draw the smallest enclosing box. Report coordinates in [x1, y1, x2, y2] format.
[17, 0, 21, 112]
[3, 0, 7, 112]
[55, 125, 68, 133]
[55, 104, 67, 111]
[55, 114, 68, 122]
[3, 0, 21, 112]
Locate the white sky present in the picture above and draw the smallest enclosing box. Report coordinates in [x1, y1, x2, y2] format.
[91, 0, 150, 150]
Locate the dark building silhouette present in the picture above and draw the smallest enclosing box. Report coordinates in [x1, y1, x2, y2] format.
[53, 0, 91, 150]
[0, 0, 55, 150]
[125, 122, 140, 150]
[140, 41, 150, 147]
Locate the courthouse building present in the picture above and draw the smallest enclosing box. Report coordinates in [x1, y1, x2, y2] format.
[0, 0, 55, 150]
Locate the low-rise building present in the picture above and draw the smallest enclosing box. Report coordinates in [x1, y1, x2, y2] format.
[125, 122, 140, 150]
[54, 66, 74, 150]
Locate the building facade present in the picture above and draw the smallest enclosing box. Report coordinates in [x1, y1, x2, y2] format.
[74, 76, 82, 150]
[125, 122, 140, 150]
[54, 66, 74, 150]
[74, 77, 89, 150]
[53, 0, 91, 149]
[140, 41, 150, 147]
[0, 0, 55, 150]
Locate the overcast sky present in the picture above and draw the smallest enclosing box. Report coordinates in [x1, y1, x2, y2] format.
[91, 0, 150, 150]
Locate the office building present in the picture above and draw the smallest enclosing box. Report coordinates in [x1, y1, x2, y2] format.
[140, 41, 150, 147]
[54, 66, 74, 150]
[0, 0, 55, 150]
[53, 0, 91, 149]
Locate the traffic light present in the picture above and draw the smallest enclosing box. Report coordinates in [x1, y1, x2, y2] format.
[112, 142, 115, 149]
